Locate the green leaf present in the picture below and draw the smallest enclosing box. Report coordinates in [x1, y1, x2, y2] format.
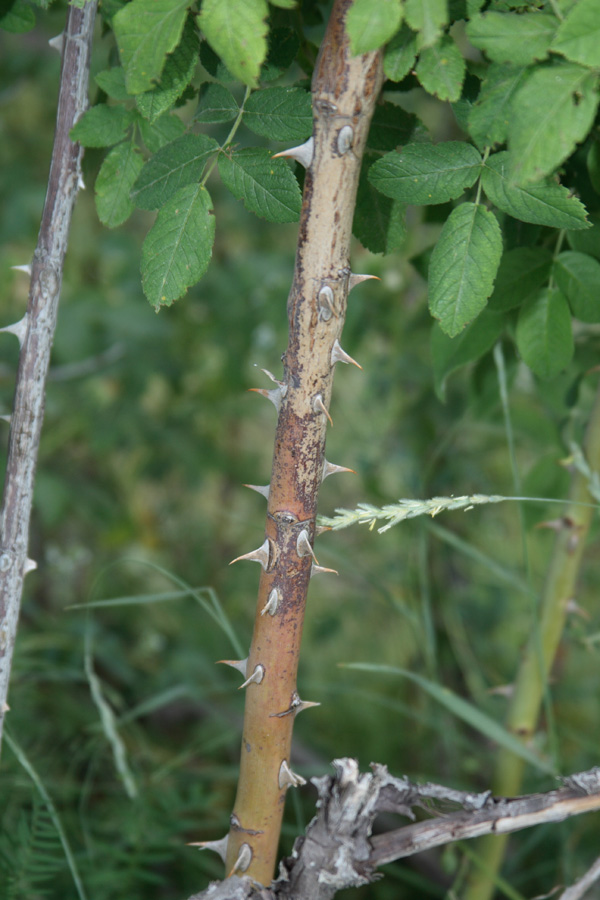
[0, 0, 35, 33]
[567, 212, 600, 260]
[466, 11, 557, 65]
[468, 64, 528, 150]
[554, 251, 600, 322]
[404, 0, 448, 48]
[131, 134, 218, 210]
[243, 87, 312, 142]
[415, 35, 465, 102]
[429, 203, 503, 337]
[516, 287, 573, 378]
[346, 0, 403, 55]
[343, 664, 555, 775]
[135, 18, 198, 124]
[70, 105, 134, 148]
[194, 83, 238, 124]
[198, 0, 268, 88]
[588, 141, 600, 194]
[95, 67, 130, 101]
[367, 102, 416, 153]
[138, 113, 186, 152]
[488, 246, 553, 312]
[261, 27, 300, 81]
[218, 148, 301, 223]
[551, 0, 600, 68]
[508, 62, 600, 185]
[141, 184, 215, 309]
[354, 158, 406, 254]
[113, 0, 189, 95]
[384, 24, 417, 82]
[481, 151, 590, 229]
[95, 142, 144, 228]
[369, 142, 481, 205]
[432, 308, 505, 401]
[198, 40, 235, 83]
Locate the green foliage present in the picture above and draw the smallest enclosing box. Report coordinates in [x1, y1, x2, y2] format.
[113, 0, 190, 95]
[197, 0, 268, 88]
[516, 288, 574, 379]
[346, 0, 403, 55]
[369, 142, 481, 205]
[217, 148, 301, 222]
[95, 141, 144, 227]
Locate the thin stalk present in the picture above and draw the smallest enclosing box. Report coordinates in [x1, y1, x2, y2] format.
[223, 2, 383, 883]
[465, 381, 600, 900]
[0, 0, 98, 755]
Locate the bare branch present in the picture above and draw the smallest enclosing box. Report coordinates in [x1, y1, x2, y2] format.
[560, 855, 600, 900]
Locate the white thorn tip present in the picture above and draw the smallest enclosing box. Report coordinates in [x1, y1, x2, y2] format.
[0, 415, 11, 424]
[243, 483, 270, 500]
[296, 529, 318, 563]
[239, 664, 265, 689]
[48, 33, 63, 53]
[311, 563, 338, 578]
[11, 264, 32, 275]
[0, 314, 28, 348]
[188, 835, 229, 863]
[217, 658, 248, 678]
[294, 696, 321, 715]
[272, 136, 314, 169]
[348, 273, 380, 292]
[230, 538, 270, 570]
[77, 172, 86, 191]
[279, 759, 306, 790]
[331, 339, 362, 369]
[229, 843, 252, 876]
[313, 394, 333, 426]
[261, 588, 279, 616]
[24, 559, 37, 575]
[322, 459, 356, 481]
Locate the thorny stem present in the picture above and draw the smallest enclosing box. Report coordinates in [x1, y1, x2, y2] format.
[0, 0, 98, 755]
[465, 381, 600, 900]
[224, 1, 383, 884]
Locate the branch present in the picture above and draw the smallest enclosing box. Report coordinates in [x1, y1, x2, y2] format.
[188, 760, 600, 900]
[0, 0, 98, 753]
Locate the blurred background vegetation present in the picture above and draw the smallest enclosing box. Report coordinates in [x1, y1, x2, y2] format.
[1, 3, 600, 899]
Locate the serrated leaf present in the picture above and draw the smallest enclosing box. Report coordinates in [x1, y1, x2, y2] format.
[384, 24, 417, 81]
[198, 0, 268, 88]
[261, 26, 300, 81]
[138, 113, 186, 152]
[194, 83, 238, 123]
[354, 157, 406, 254]
[508, 62, 600, 185]
[243, 87, 312, 142]
[432, 308, 505, 400]
[468, 64, 528, 150]
[70, 105, 134, 148]
[554, 251, 600, 322]
[198, 41, 235, 83]
[95, 141, 144, 228]
[481, 151, 590, 229]
[429, 203, 503, 336]
[0, 0, 35, 33]
[516, 287, 573, 378]
[218, 148, 301, 223]
[113, 0, 189, 95]
[131, 134, 218, 210]
[369, 142, 481, 205]
[95, 67, 130, 101]
[488, 247, 553, 312]
[141, 184, 215, 309]
[135, 18, 198, 123]
[367, 102, 416, 153]
[346, 0, 403, 55]
[415, 35, 465, 102]
[404, 0, 448, 48]
[466, 11, 557, 65]
[551, 0, 600, 68]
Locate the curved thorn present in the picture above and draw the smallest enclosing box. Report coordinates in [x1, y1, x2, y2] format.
[249, 386, 284, 411]
[230, 538, 270, 570]
[239, 663, 265, 690]
[331, 339, 362, 369]
[188, 835, 229, 863]
[261, 588, 279, 616]
[243, 483, 270, 500]
[322, 459, 356, 481]
[313, 393, 333, 426]
[0, 314, 28, 349]
[311, 563, 338, 578]
[11, 264, 32, 276]
[272, 136, 314, 169]
[0, 415, 11, 425]
[77, 171, 86, 191]
[48, 32, 63, 54]
[278, 759, 306, 790]
[228, 842, 252, 877]
[217, 658, 248, 678]
[349, 273, 380, 292]
[296, 529, 318, 563]
[315, 524, 332, 536]
[23, 559, 37, 575]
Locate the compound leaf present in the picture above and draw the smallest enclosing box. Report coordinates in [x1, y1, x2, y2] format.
[218, 148, 301, 223]
[195, 83, 238, 124]
[131, 134, 218, 210]
[243, 87, 312, 142]
[466, 11, 557, 65]
[551, 0, 600, 68]
[468, 64, 528, 150]
[135, 18, 198, 123]
[404, 0, 448, 48]
[70, 105, 135, 148]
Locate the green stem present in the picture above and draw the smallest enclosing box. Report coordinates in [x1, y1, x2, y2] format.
[200, 85, 251, 188]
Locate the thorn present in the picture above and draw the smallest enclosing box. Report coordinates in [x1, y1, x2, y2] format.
[249, 386, 284, 412]
[255, 366, 284, 387]
[313, 393, 333, 426]
[272, 136, 314, 169]
[331, 339, 361, 369]
[348, 273, 380, 292]
[261, 588, 279, 616]
[228, 842, 252, 877]
[270, 691, 320, 718]
[243, 483, 270, 500]
[322, 459, 356, 481]
[11, 264, 32, 276]
[318, 285, 335, 321]
[337, 124, 354, 155]
[0, 416, 11, 424]
[230, 538, 270, 570]
[188, 835, 228, 863]
[23, 559, 37, 575]
[217, 658, 248, 678]
[311, 563, 338, 578]
[239, 664, 265, 689]
[1, 701, 9, 714]
[278, 759, 306, 790]
[294, 697, 321, 715]
[296, 529, 318, 563]
[48, 32, 63, 54]
[77, 172, 86, 191]
[315, 524, 332, 536]
[0, 314, 28, 349]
